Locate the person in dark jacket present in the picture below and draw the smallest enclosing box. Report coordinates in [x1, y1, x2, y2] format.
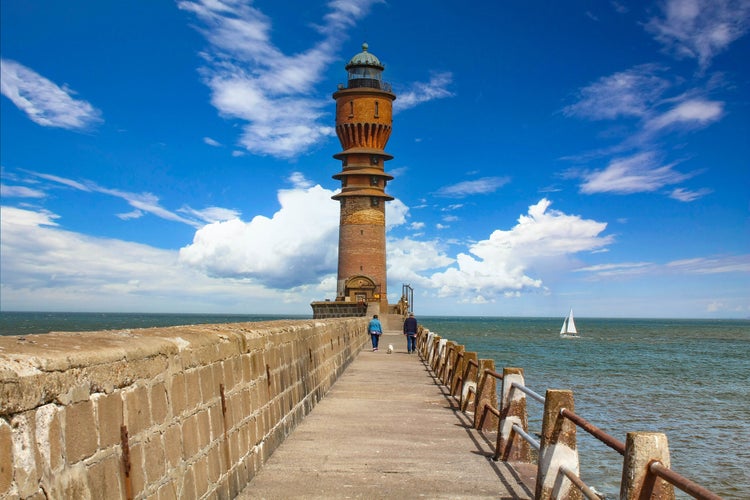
[368, 314, 383, 351]
[403, 313, 418, 354]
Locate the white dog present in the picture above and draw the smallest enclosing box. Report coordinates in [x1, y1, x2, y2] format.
[387, 344, 394, 354]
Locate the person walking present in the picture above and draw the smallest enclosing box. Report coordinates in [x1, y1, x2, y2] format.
[368, 314, 383, 351]
[403, 312, 418, 354]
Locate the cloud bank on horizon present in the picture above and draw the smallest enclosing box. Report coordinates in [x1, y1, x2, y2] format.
[1, 0, 748, 317]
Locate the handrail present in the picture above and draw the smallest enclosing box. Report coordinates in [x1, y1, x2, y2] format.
[649, 461, 724, 500]
[510, 381, 545, 404]
[415, 327, 724, 499]
[560, 465, 603, 500]
[560, 408, 625, 455]
[511, 423, 539, 451]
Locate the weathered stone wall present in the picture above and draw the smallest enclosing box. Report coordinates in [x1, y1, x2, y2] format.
[0, 318, 367, 499]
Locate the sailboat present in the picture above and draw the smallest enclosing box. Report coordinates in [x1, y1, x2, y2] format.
[560, 309, 579, 338]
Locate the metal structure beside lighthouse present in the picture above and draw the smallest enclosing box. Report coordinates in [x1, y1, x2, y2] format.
[311, 43, 399, 319]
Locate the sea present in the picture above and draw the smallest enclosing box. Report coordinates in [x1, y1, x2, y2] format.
[1, 312, 748, 498]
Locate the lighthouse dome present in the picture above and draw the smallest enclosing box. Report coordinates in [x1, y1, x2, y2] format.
[345, 43, 384, 70]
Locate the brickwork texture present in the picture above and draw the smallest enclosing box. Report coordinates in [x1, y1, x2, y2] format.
[0, 318, 367, 499]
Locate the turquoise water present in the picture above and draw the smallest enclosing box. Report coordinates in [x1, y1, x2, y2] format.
[1, 312, 747, 497]
[421, 316, 750, 499]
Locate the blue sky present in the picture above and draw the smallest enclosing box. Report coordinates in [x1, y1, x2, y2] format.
[1, 0, 748, 318]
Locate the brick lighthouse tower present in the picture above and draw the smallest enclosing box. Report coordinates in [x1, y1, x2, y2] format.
[312, 43, 396, 318]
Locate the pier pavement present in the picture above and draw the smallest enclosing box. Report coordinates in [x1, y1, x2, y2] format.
[237, 331, 536, 499]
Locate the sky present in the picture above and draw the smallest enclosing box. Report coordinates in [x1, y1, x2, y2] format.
[1, 0, 749, 319]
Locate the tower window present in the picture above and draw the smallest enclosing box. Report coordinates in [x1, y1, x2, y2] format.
[371, 197, 379, 207]
[370, 155, 378, 165]
[374, 101, 379, 118]
[370, 176, 378, 186]
[348, 101, 354, 118]
[342, 178, 348, 187]
[342, 158, 348, 166]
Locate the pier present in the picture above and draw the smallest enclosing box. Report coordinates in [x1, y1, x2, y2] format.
[0, 318, 726, 499]
[237, 330, 536, 499]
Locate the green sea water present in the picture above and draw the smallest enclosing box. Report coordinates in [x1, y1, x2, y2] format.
[1, 312, 747, 497]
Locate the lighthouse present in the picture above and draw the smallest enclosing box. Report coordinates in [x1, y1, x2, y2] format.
[332, 43, 396, 314]
[312, 43, 396, 318]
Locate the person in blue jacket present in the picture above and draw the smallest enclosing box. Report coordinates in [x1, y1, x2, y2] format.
[403, 312, 418, 354]
[368, 314, 383, 351]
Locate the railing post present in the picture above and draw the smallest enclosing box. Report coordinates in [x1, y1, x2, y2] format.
[428, 335, 440, 367]
[440, 341, 457, 384]
[495, 367, 531, 463]
[620, 432, 675, 500]
[448, 346, 466, 396]
[459, 352, 478, 412]
[473, 360, 498, 431]
[536, 389, 582, 500]
[432, 338, 446, 372]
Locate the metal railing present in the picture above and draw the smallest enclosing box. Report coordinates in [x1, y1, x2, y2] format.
[415, 327, 725, 500]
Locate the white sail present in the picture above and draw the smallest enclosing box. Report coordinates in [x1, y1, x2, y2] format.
[566, 309, 577, 334]
[560, 309, 578, 337]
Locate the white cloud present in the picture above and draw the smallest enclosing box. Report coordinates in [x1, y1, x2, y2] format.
[645, 98, 723, 131]
[178, 206, 241, 223]
[435, 176, 510, 198]
[0, 206, 302, 313]
[394, 72, 455, 112]
[0, 59, 102, 130]
[426, 199, 612, 300]
[28, 171, 221, 228]
[386, 198, 409, 228]
[667, 255, 750, 274]
[203, 136, 221, 146]
[179, 183, 340, 287]
[645, 0, 750, 70]
[0, 184, 46, 198]
[563, 64, 669, 120]
[576, 261, 654, 278]
[179, 0, 381, 158]
[669, 187, 712, 202]
[580, 151, 691, 194]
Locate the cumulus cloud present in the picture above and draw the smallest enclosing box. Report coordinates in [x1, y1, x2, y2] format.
[645, 0, 750, 70]
[0, 206, 300, 313]
[179, 182, 340, 287]
[435, 177, 510, 198]
[0, 59, 102, 130]
[177, 172, 411, 289]
[426, 199, 613, 301]
[580, 151, 691, 194]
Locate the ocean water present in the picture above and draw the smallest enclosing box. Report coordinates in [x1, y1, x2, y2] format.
[1, 312, 747, 497]
[420, 316, 750, 499]
[0, 311, 307, 337]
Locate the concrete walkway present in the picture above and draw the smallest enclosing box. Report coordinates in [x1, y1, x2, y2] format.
[237, 331, 536, 499]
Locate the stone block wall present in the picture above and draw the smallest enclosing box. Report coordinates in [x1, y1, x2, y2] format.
[0, 318, 367, 499]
